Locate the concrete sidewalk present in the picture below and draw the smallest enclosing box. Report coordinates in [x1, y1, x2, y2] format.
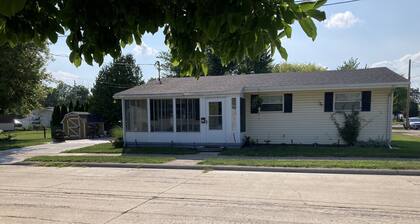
[0, 138, 110, 164]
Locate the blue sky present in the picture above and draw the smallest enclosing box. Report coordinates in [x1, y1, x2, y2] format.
[47, 0, 420, 89]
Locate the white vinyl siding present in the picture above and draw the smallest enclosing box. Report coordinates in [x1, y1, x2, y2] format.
[245, 89, 391, 144]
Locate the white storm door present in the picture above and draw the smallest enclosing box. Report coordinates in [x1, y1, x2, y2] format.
[205, 98, 226, 143]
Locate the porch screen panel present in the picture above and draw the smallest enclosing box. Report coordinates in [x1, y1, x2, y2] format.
[150, 99, 173, 132]
[125, 100, 148, 132]
[176, 98, 200, 132]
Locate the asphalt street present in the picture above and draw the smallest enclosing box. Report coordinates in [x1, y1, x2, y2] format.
[0, 165, 419, 223]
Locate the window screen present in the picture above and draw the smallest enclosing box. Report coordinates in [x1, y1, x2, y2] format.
[176, 98, 200, 132]
[150, 99, 173, 132]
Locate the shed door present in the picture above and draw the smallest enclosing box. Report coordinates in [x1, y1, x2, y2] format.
[67, 117, 80, 138]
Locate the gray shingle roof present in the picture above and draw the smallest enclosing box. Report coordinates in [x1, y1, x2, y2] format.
[114, 67, 408, 98]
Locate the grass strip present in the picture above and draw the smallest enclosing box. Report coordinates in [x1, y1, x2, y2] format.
[64, 143, 198, 155]
[199, 158, 420, 170]
[26, 155, 175, 164]
[64, 143, 122, 153]
[220, 134, 420, 158]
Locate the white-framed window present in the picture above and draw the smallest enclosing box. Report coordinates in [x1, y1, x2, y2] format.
[260, 95, 283, 111]
[334, 92, 361, 112]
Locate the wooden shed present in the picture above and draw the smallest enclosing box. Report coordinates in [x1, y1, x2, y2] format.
[62, 112, 105, 139]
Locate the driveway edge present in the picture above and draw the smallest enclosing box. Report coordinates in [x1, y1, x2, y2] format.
[12, 161, 420, 176]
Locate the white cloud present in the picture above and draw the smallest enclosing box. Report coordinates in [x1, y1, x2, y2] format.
[133, 43, 158, 57]
[371, 51, 420, 87]
[324, 11, 360, 29]
[51, 70, 80, 82]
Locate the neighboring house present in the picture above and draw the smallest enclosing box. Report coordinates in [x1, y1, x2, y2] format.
[62, 112, 105, 139]
[114, 67, 408, 147]
[19, 107, 53, 129]
[0, 115, 15, 131]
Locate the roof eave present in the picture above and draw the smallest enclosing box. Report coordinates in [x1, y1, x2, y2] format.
[243, 82, 409, 93]
[113, 90, 243, 99]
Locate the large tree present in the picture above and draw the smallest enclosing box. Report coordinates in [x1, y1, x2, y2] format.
[393, 87, 420, 117]
[231, 50, 274, 74]
[0, 42, 50, 115]
[337, 57, 361, 71]
[272, 62, 326, 73]
[43, 81, 90, 107]
[158, 49, 274, 76]
[90, 54, 143, 129]
[0, 0, 326, 76]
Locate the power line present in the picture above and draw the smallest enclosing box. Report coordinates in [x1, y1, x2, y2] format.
[324, 0, 361, 6]
[295, 0, 361, 6]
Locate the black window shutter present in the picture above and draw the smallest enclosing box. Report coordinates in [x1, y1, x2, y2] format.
[324, 92, 334, 112]
[284, 94, 293, 113]
[361, 91, 371, 111]
[250, 95, 259, 113]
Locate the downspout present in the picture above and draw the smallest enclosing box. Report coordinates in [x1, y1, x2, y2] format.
[386, 90, 393, 149]
[121, 99, 126, 147]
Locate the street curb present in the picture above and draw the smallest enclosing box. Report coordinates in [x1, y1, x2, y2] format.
[12, 161, 420, 176]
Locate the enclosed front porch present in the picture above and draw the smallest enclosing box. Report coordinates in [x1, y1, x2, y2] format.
[122, 95, 246, 147]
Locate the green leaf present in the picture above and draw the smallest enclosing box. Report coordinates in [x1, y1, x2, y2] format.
[284, 25, 292, 38]
[307, 9, 326, 21]
[84, 53, 93, 65]
[201, 63, 208, 75]
[93, 51, 104, 65]
[0, 0, 26, 17]
[314, 0, 327, 9]
[49, 32, 57, 44]
[298, 2, 316, 12]
[69, 51, 81, 67]
[278, 45, 288, 60]
[299, 17, 317, 41]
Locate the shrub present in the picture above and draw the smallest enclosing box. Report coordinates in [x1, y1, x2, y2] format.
[111, 126, 123, 138]
[331, 111, 361, 146]
[110, 126, 123, 148]
[112, 137, 124, 148]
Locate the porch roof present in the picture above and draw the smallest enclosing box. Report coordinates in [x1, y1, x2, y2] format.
[114, 67, 408, 98]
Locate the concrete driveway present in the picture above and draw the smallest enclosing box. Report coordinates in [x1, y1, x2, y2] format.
[0, 165, 419, 223]
[0, 138, 110, 164]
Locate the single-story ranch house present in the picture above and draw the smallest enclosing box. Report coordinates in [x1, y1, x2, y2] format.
[114, 67, 408, 147]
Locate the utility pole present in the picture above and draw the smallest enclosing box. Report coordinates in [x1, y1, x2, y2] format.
[405, 59, 411, 128]
[155, 61, 161, 84]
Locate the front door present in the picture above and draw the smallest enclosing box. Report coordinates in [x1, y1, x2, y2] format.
[205, 98, 225, 143]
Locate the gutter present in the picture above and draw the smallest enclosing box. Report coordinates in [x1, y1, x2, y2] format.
[113, 82, 409, 99]
[243, 82, 409, 93]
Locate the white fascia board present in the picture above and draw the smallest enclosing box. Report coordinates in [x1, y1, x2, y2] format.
[243, 82, 409, 93]
[114, 82, 409, 99]
[114, 90, 242, 99]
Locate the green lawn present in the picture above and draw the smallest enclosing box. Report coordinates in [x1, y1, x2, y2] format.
[200, 158, 420, 170]
[64, 143, 198, 154]
[124, 146, 198, 154]
[63, 143, 122, 154]
[25, 155, 175, 165]
[220, 134, 420, 158]
[0, 129, 51, 151]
